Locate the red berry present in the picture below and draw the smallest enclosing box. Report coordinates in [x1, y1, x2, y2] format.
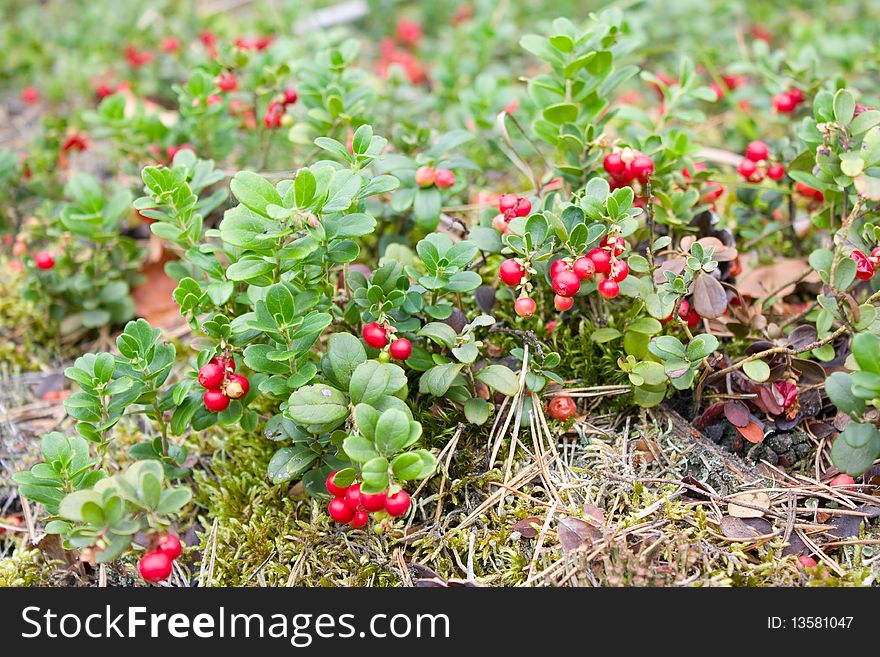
[872, 246, 880, 261]
[797, 555, 817, 569]
[603, 153, 626, 177]
[514, 297, 537, 318]
[492, 213, 509, 232]
[225, 373, 249, 399]
[328, 497, 355, 523]
[829, 473, 856, 489]
[745, 141, 769, 162]
[631, 155, 654, 181]
[548, 396, 577, 421]
[362, 322, 388, 348]
[499, 258, 526, 286]
[344, 483, 363, 510]
[360, 490, 387, 512]
[598, 279, 619, 299]
[601, 235, 626, 256]
[498, 194, 518, 213]
[572, 255, 596, 280]
[434, 169, 456, 189]
[203, 389, 230, 412]
[415, 166, 435, 188]
[389, 338, 412, 361]
[157, 534, 183, 561]
[661, 298, 690, 323]
[139, 551, 172, 583]
[554, 294, 574, 311]
[198, 362, 225, 389]
[609, 259, 629, 283]
[772, 92, 797, 114]
[34, 251, 55, 270]
[737, 158, 758, 180]
[263, 102, 283, 128]
[349, 509, 368, 529]
[587, 248, 611, 274]
[685, 307, 701, 328]
[384, 489, 411, 517]
[851, 250, 875, 280]
[552, 269, 581, 297]
[787, 87, 805, 104]
[513, 197, 532, 217]
[21, 86, 39, 104]
[211, 355, 236, 373]
[325, 471, 348, 497]
[217, 71, 237, 92]
[550, 259, 571, 278]
[767, 163, 785, 181]
[282, 87, 298, 105]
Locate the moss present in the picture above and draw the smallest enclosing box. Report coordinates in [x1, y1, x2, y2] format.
[0, 547, 55, 587]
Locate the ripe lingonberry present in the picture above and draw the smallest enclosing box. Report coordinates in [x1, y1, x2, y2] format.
[586, 248, 611, 274]
[263, 102, 283, 128]
[349, 510, 369, 529]
[609, 259, 629, 283]
[685, 307, 701, 328]
[325, 471, 348, 497]
[548, 396, 577, 421]
[851, 250, 875, 280]
[434, 169, 456, 188]
[598, 279, 620, 299]
[225, 373, 250, 399]
[772, 92, 797, 113]
[498, 194, 518, 213]
[745, 141, 769, 162]
[328, 497, 355, 523]
[492, 213, 509, 232]
[360, 490, 387, 512]
[601, 235, 626, 256]
[211, 355, 235, 372]
[737, 158, 758, 180]
[415, 166, 435, 187]
[661, 298, 690, 324]
[139, 551, 172, 583]
[551, 269, 581, 297]
[514, 296, 537, 317]
[217, 71, 237, 92]
[282, 87, 298, 105]
[389, 338, 412, 361]
[384, 489, 411, 517]
[513, 197, 532, 217]
[157, 534, 183, 561]
[572, 255, 596, 280]
[499, 258, 526, 286]
[198, 362, 225, 389]
[344, 483, 363, 510]
[362, 322, 388, 348]
[550, 259, 571, 278]
[631, 155, 654, 181]
[603, 153, 626, 177]
[554, 294, 574, 311]
[34, 251, 55, 270]
[767, 163, 785, 181]
[797, 555, 817, 569]
[204, 389, 230, 412]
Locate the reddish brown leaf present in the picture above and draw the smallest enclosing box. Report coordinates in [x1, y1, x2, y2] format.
[557, 517, 601, 553]
[692, 272, 728, 318]
[723, 400, 750, 427]
[736, 420, 765, 444]
[719, 515, 762, 540]
[512, 517, 540, 539]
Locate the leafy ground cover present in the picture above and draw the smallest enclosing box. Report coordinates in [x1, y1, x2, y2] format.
[1, 0, 880, 587]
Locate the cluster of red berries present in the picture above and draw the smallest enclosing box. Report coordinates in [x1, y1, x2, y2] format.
[34, 251, 55, 270]
[660, 298, 701, 328]
[138, 534, 183, 583]
[491, 194, 532, 233]
[736, 140, 785, 182]
[547, 395, 577, 421]
[263, 87, 298, 129]
[124, 45, 153, 68]
[415, 166, 456, 189]
[771, 87, 805, 114]
[362, 322, 412, 361]
[603, 148, 655, 188]
[197, 355, 249, 412]
[376, 19, 426, 84]
[325, 471, 411, 528]
[850, 247, 880, 281]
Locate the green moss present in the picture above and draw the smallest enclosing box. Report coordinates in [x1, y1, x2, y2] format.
[0, 548, 55, 587]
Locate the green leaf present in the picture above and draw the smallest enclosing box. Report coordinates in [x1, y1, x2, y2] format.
[852, 332, 880, 374]
[343, 434, 380, 463]
[464, 397, 491, 425]
[831, 422, 880, 475]
[833, 89, 855, 125]
[325, 333, 367, 389]
[391, 453, 423, 480]
[286, 384, 349, 429]
[825, 372, 865, 418]
[591, 328, 623, 343]
[361, 457, 390, 490]
[742, 359, 771, 382]
[349, 361, 407, 404]
[419, 363, 463, 397]
[374, 409, 411, 455]
[475, 365, 520, 396]
[267, 446, 319, 484]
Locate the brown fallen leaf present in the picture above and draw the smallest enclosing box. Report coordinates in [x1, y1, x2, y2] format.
[728, 490, 771, 518]
[723, 400, 750, 427]
[736, 258, 821, 299]
[720, 515, 763, 540]
[557, 517, 601, 553]
[512, 517, 541, 539]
